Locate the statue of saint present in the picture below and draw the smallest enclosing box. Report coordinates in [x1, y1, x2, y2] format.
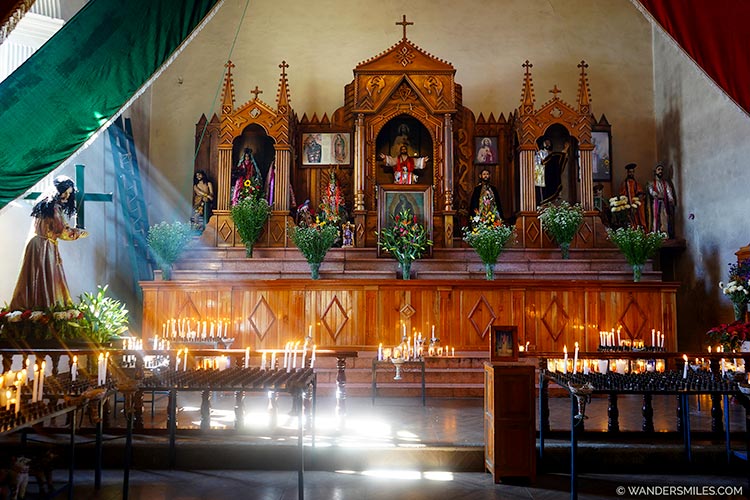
[647, 163, 676, 237]
[380, 145, 429, 184]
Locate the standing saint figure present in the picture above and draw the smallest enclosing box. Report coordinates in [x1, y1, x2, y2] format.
[469, 168, 503, 223]
[380, 144, 429, 184]
[619, 163, 647, 229]
[232, 148, 262, 205]
[10, 175, 89, 310]
[647, 163, 676, 238]
[192, 170, 214, 230]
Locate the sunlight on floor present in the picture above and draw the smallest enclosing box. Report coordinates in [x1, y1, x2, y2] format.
[336, 469, 454, 481]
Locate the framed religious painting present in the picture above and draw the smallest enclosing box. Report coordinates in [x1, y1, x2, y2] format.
[474, 136, 498, 165]
[490, 325, 518, 362]
[377, 184, 433, 257]
[591, 130, 612, 182]
[301, 133, 351, 166]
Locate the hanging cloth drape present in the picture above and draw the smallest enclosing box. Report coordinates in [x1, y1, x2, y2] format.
[636, 0, 750, 117]
[0, 0, 222, 210]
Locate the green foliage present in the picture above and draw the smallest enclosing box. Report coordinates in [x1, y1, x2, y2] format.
[147, 221, 193, 272]
[462, 212, 516, 265]
[289, 221, 339, 264]
[230, 196, 270, 247]
[606, 226, 666, 266]
[377, 209, 432, 265]
[538, 201, 584, 246]
[78, 285, 129, 344]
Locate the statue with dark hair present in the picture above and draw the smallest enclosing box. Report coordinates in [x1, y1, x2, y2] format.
[10, 175, 89, 310]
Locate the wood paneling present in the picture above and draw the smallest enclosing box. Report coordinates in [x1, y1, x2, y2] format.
[141, 280, 678, 352]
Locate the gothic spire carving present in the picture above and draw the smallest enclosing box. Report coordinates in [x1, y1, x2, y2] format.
[276, 60, 291, 112]
[519, 60, 535, 116]
[221, 60, 236, 114]
[576, 60, 591, 115]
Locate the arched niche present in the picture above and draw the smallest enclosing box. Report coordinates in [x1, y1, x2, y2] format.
[231, 124, 276, 190]
[374, 114, 434, 186]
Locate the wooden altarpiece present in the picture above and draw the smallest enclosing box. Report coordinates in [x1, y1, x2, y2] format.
[195, 60, 295, 247]
[340, 33, 460, 247]
[514, 60, 608, 248]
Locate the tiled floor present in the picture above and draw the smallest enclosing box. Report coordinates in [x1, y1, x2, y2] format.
[6, 393, 750, 499]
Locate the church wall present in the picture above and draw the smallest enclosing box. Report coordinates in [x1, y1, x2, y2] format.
[147, 0, 656, 215]
[652, 31, 750, 350]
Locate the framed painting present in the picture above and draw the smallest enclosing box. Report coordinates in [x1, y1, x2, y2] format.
[377, 184, 433, 257]
[490, 325, 518, 362]
[302, 133, 350, 166]
[591, 130, 611, 182]
[474, 136, 498, 165]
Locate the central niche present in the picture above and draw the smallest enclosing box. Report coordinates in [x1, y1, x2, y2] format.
[375, 114, 433, 186]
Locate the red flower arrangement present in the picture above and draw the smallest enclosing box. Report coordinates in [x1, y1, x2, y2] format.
[706, 320, 750, 351]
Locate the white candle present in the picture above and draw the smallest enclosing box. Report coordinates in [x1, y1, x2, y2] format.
[682, 354, 688, 379]
[245, 347, 250, 368]
[403, 323, 407, 338]
[283, 343, 289, 369]
[292, 342, 300, 369]
[563, 345, 568, 374]
[431, 324, 435, 338]
[583, 361, 590, 375]
[302, 344, 307, 368]
[261, 352, 267, 370]
[98, 353, 104, 385]
[311, 345, 316, 368]
[104, 353, 109, 383]
[14, 384, 20, 414]
[203, 321, 207, 338]
[271, 351, 277, 370]
[573, 342, 579, 374]
[378, 343, 383, 361]
[210, 322, 215, 338]
[651, 329, 655, 347]
[31, 365, 38, 403]
[72, 356, 78, 382]
[308, 324, 312, 338]
[452, 347, 455, 357]
[617, 330, 621, 347]
[183, 349, 188, 371]
[4, 390, 10, 411]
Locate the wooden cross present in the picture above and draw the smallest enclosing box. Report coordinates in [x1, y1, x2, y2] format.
[225, 60, 235, 74]
[549, 84, 562, 98]
[23, 164, 113, 229]
[522, 60, 533, 75]
[396, 14, 413, 39]
[279, 60, 289, 78]
[578, 60, 589, 75]
[250, 86, 263, 100]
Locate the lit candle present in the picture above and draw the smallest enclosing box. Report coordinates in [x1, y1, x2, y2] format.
[72, 355, 78, 382]
[378, 343, 383, 361]
[301, 343, 308, 368]
[308, 324, 312, 338]
[245, 347, 250, 368]
[292, 341, 300, 369]
[403, 323, 407, 338]
[183, 348, 188, 371]
[104, 353, 109, 383]
[210, 322, 215, 338]
[431, 324, 435, 338]
[4, 390, 9, 411]
[98, 353, 104, 385]
[38, 361, 45, 401]
[573, 342, 579, 374]
[175, 349, 182, 371]
[658, 331, 663, 348]
[563, 345, 568, 374]
[452, 347, 455, 357]
[271, 351, 277, 370]
[682, 354, 688, 379]
[311, 345, 316, 368]
[261, 351, 267, 370]
[203, 321, 207, 338]
[617, 329, 621, 347]
[651, 329, 655, 347]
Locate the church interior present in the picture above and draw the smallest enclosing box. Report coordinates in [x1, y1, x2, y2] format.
[1, 0, 750, 498]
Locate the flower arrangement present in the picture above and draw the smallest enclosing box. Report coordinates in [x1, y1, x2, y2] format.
[606, 226, 666, 282]
[463, 211, 516, 280]
[230, 196, 270, 257]
[608, 194, 642, 229]
[538, 201, 584, 259]
[707, 320, 750, 352]
[147, 221, 194, 280]
[0, 286, 127, 343]
[289, 218, 339, 279]
[720, 258, 750, 320]
[377, 209, 433, 280]
[234, 176, 263, 203]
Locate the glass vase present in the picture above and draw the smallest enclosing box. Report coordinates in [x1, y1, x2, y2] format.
[245, 243, 253, 258]
[160, 265, 172, 281]
[484, 262, 495, 281]
[560, 242, 570, 260]
[632, 263, 643, 282]
[399, 260, 412, 280]
[733, 301, 747, 321]
[309, 262, 321, 280]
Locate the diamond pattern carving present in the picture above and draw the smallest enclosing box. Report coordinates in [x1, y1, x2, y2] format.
[176, 295, 201, 320]
[248, 295, 276, 341]
[270, 221, 285, 243]
[250, 107, 261, 118]
[578, 220, 593, 244]
[541, 295, 569, 342]
[526, 220, 540, 244]
[618, 297, 648, 341]
[468, 295, 496, 340]
[394, 46, 415, 66]
[218, 220, 233, 242]
[321, 295, 349, 342]
[400, 303, 416, 319]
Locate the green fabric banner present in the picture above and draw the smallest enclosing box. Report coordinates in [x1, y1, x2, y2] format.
[0, 0, 221, 209]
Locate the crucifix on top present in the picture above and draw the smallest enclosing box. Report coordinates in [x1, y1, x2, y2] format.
[396, 14, 413, 40]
